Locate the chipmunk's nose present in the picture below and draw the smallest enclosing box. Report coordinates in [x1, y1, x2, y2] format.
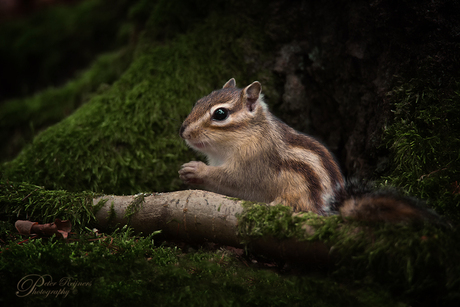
[179, 124, 186, 139]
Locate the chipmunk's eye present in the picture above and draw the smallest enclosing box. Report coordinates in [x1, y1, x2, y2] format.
[212, 108, 229, 121]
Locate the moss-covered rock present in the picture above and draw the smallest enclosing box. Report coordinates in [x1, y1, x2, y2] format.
[1, 1, 272, 194]
[0, 48, 134, 162]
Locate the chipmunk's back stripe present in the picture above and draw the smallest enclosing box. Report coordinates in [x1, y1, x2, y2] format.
[301, 136, 344, 188]
[275, 119, 344, 189]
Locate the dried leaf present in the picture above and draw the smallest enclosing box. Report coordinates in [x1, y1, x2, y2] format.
[15, 219, 72, 239]
[14, 220, 38, 236]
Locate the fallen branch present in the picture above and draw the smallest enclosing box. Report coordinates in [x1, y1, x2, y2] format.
[93, 190, 332, 266]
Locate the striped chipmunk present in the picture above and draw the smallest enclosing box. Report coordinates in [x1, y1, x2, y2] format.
[179, 78, 443, 223]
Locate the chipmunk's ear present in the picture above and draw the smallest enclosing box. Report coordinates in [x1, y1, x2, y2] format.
[223, 78, 236, 89]
[242, 81, 262, 112]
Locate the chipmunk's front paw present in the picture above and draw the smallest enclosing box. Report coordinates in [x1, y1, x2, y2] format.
[179, 161, 208, 185]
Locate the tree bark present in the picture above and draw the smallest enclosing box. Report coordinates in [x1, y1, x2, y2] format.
[93, 190, 332, 266]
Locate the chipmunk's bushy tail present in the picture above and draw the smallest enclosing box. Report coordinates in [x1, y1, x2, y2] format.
[327, 179, 446, 225]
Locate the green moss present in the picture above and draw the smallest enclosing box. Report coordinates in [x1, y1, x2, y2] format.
[0, 225, 399, 307]
[382, 73, 460, 223]
[237, 202, 341, 242]
[0, 48, 134, 162]
[107, 201, 117, 227]
[124, 193, 145, 223]
[0, 181, 99, 230]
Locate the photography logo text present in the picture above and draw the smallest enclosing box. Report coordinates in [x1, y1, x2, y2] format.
[16, 274, 92, 298]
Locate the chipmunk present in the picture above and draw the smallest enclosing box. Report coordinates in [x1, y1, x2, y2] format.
[178, 78, 344, 214]
[179, 79, 444, 224]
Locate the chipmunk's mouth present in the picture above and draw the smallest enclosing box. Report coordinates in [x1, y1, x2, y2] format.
[188, 141, 206, 150]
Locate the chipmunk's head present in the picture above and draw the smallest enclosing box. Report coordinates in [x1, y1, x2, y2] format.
[179, 78, 268, 164]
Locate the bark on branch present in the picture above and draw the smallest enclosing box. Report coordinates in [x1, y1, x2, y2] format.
[93, 190, 332, 266]
[94, 190, 244, 246]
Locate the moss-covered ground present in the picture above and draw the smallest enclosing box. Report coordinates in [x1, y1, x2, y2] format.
[1, 182, 459, 306]
[1, 0, 460, 306]
[1, 224, 401, 307]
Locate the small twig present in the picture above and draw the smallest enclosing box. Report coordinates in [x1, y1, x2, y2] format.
[21, 189, 38, 202]
[419, 167, 448, 180]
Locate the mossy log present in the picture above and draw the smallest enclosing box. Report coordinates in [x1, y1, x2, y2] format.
[93, 190, 332, 266]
